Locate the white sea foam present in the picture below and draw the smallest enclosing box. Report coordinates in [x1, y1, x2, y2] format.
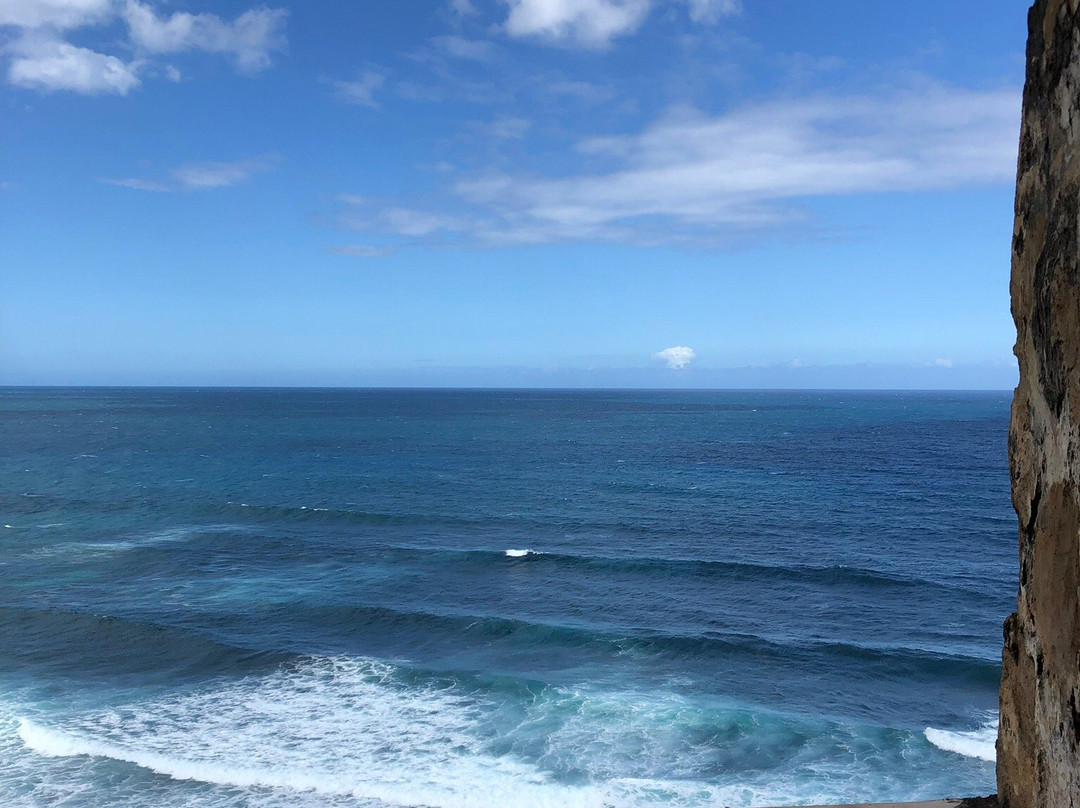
[35, 526, 241, 559]
[12, 658, 607, 808]
[3, 656, 994, 808]
[5, 658, 841, 808]
[505, 548, 535, 557]
[924, 719, 998, 762]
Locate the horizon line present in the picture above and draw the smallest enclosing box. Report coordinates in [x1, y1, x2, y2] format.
[0, 384, 1015, 393]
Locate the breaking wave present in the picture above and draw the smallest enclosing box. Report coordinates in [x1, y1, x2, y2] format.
[924, 719, 998, 762]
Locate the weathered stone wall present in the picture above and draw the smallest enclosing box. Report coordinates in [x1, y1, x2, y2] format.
[999, 1, 1080, 806]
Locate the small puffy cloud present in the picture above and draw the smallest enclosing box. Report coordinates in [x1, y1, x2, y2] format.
[101, 155, 274, 191]
[934, 357, 954, 368]
[333, 70, 386, 107]
[499, 0, 738, 47]
[502, 0, 650, 48]
[327, 244, 396, 258]
[8, 36, 141, 95]
[122, 1, 287, 73]
[655, 345, 695, 369]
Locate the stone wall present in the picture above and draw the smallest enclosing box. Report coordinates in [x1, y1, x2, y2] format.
[999, 1, 1080, 806]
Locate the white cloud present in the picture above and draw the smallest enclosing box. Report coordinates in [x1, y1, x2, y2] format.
[8, 35, 140, 94]
[503, 0, 650, 48]
[500, 0, 738, 46]
[122, 1, 286, 73]
[360, 83, 1019, 246]
[934, 357, 954, 368]
[334, 70, 386, 107]
[0, 0, 114, 30]
[101, 156, 274, 191]
[683, 0, 739, 24]
[1, 0, 286, 94]
[655, 345, 695, 369]
[327, 244, 396, 257]
[171, 158, 269, 189]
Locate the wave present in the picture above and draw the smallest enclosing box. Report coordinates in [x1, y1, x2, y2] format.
[384, 543, 987, 598]
[0, 605, 287, 681]
[504, 549, 538, 558]
[925, 719, 998, 762]
[9, 657, 697, 808]
[254, 601, 1001, 687]
[0, 592, 999, 700]
[8, 655, 989, 808]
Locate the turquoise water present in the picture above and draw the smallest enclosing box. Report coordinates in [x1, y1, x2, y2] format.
[0, 388, 1012, 806]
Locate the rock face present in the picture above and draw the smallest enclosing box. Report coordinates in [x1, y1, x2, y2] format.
[999, 2, 1080, 806]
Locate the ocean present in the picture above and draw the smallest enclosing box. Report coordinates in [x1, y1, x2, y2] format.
[0, 388, 1013, 807]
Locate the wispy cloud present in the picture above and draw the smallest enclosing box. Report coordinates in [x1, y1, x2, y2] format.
[100, 177, 170, 191]
[327, 244, 397, 258]
[478, 114, 532, 139]
[449, 0, 478, 16]
[101, 155, 276, 191]
[333, 69, 386, 107]
[683, 0, 740, 25]
[172, 157, 272, 189]
[655, 345, 695, 369]
[430, 34, 498, 61]
[336, 199, 474, 239]
[338, 82, 1020, 247]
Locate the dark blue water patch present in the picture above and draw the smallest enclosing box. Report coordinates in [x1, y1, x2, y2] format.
[0, 605, 288, 686]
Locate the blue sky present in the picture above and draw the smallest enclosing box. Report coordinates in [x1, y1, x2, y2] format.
[0, 0, 1028, 387]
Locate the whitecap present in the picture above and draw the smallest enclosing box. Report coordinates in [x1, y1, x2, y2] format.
[504, 549, 535, 558]
[925, 719, 997, 762]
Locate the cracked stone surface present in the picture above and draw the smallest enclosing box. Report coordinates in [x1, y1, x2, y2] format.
[999, 2, 1080, 807]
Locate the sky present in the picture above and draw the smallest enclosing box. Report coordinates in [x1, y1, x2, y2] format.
[0, 0, 1030, 388]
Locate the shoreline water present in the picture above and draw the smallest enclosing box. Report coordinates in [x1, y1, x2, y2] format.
[762, 799, 997, 808]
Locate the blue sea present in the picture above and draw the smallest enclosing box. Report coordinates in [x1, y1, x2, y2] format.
[0, 388, 1013, 807]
